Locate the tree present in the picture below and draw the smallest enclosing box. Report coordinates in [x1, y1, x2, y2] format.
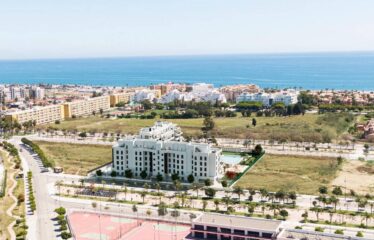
[332, 186, 343, 196]
[110, 171, 117, 177]
[141, 100, 153, 110]
[205, 188, 216, 198]
[253, 144, 263, 156]
[61, 231, 72, 239]
[156, 173, 163, 182]
[202, 116, 215, 132]
[192, 183, 200, 198]
[279, 209, 289, 219]
[96, 170, 103, 177]
[140, 170, 147, 179]
[204, 178, 212, 187]
[202, 200, 208, 211]
[55, 207, 66, 215]
[132, 204, 138, 214]
[214, 199, 220, 211]
[233, 186, 244, 201]
[140, 191, 147, 203]
[78, 132, 87, 138]
[158, 202, 168, 216]
[187, 174, 195, 184]
[319, 186, 328, 195]
[171, 173, 180, 181]
[247, 205, 255, 216]
[125, 169, 133, 178]
[252, 118, 257, 127]
[301, 211, 308, 223]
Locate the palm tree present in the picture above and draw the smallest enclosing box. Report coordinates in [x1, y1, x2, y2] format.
[259, 188, 268, 201]
[123, 186, 128, 201]
[301, 210, 308, 223]
[132, 204, 138, 224]
[192, 183, 200, 199]
[363, 212, 372, 227]
[140, 191, 147, 203]
[233, 186, 244, 202]
[202, 200, 207, 212]
[214, 199, 220, 212]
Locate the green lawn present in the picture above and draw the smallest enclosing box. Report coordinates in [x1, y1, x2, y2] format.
[235, 154, 341, 195]
[34, 141, 112, 175]
[43, 113, 352, 142]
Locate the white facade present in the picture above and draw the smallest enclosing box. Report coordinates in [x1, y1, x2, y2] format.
[236, 90, 299, 106]
[112, 121, 222, 181]
[134, 89, 156, 102]
[159, 88, 226, 104]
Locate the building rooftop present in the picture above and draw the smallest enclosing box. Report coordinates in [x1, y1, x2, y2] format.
[279, 229, 372, 240]
[194, 213, 282, 233]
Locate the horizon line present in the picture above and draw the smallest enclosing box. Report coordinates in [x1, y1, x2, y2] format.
[1, 50, 374, 62]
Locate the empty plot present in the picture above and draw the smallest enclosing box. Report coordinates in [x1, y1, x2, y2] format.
[235, 154, 340, 194]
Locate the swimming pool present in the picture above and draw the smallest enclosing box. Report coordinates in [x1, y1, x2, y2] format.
[221, 154, 243, 165]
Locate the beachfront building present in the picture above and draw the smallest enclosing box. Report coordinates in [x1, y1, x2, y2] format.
[191, 212, 282, 240]
[63, 95, 110, 118]
[4, 104, 64, 124]
[236, 90, 299, 106]
[220, 84, 260, 102]
[112, 121, 222, 182]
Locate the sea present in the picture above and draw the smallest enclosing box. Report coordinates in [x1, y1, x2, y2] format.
[0, 52, 374, 90]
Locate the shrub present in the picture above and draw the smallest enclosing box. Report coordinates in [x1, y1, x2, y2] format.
[61, 231, 72, 239]
[55, 207, 66, 215]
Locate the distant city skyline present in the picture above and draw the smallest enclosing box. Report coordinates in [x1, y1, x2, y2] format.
[1, 0, 374, 60]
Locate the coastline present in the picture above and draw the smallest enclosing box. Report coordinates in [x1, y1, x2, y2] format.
[1, 51, 374, 90]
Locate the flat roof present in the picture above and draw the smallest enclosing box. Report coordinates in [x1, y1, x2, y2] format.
[194, 213, 282, 233]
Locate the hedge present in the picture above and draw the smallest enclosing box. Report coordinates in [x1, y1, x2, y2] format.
[0, 169, 7, 197]
[21, 138, 54, 168]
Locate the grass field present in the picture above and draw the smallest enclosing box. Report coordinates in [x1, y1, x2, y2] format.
[235, 154, 341, 195]
[0, 151, 14, 239]
[44, 113, 352, 142]
[34, 141, 112, 175]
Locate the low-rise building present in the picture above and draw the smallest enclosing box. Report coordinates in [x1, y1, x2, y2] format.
[236, 90, 299, 106]
[192, 212, 282, 240]
[112, 121, 222, 181]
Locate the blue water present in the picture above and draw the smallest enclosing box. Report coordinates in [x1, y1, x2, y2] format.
[221, 154, 243, 165]
[1, 52, 374, 90]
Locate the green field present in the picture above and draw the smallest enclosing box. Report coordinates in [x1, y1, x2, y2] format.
[235, 154, 341, 195]
[34, 141, 112, 175]
[44, 113, 353, 142]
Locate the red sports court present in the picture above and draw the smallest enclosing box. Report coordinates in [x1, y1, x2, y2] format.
[68, 211, 192, 240]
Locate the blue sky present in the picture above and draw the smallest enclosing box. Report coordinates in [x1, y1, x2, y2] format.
[1, 0, 374, 59]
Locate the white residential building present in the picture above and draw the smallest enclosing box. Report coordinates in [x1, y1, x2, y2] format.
[134, 89, 157, 102]
[236, 90, 299, 106]
[112, 121, 222, 182]
[159, 88, 226, 104]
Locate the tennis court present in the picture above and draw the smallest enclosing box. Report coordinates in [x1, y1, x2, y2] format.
[68, 211, 192, 240]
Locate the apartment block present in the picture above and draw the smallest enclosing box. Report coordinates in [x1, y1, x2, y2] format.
[112, 121, 222, 182]
[63, 95, 110, 118]
[109, 92, 135, 107]
[5, 105, 64, 125]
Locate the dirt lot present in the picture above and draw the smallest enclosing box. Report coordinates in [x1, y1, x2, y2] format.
[332, 160, 374, 195]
